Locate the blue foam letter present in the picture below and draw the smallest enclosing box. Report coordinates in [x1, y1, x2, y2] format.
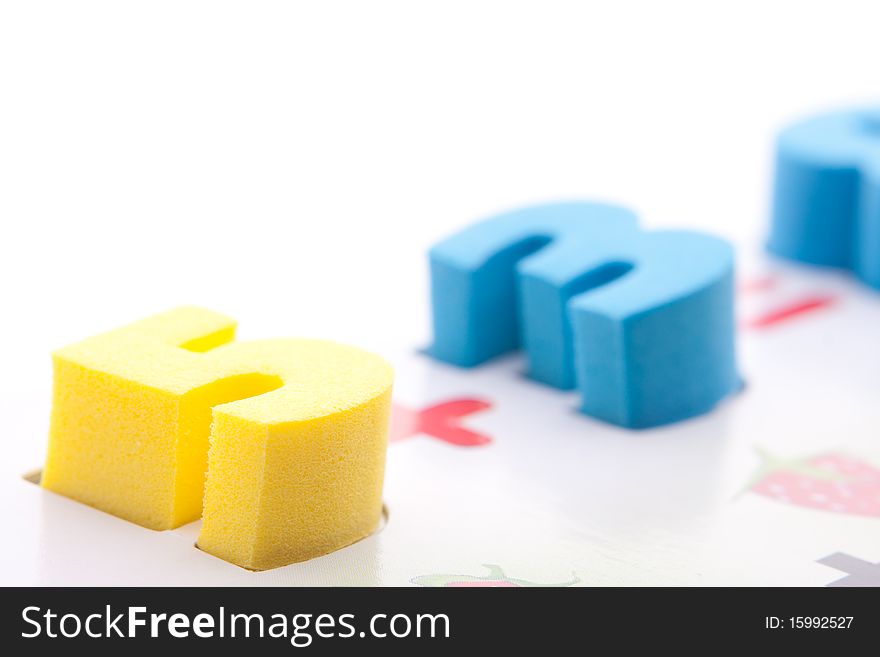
[769, 107, 880, 288]
[428, 202, 739, 429]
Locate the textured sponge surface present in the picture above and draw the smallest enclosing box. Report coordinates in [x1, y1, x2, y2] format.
[428, 201, 739, 429]
[769, 107, 880, 289]
[42, 307, 393, 569]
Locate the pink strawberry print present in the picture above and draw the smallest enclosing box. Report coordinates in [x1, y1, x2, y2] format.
[746, 448, 880, 518]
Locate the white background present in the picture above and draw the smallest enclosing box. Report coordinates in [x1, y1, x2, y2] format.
[2, 1, 880, 391]
[1, 2, 879, 586]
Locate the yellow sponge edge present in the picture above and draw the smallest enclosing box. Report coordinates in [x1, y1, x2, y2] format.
[42, 306, 393, 570]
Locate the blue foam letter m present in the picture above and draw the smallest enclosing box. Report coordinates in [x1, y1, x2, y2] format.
[428, 202, 739, 429]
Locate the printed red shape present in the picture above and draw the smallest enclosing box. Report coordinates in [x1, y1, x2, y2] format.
[389, 398, 493, 447]
[742, 295, 835, 330]
[738, 276, 778, 294]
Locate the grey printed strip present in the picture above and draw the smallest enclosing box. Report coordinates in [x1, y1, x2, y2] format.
[817, 552, 880, 587]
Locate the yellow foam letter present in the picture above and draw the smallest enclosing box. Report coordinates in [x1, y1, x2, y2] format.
[42, 307, 393, 570]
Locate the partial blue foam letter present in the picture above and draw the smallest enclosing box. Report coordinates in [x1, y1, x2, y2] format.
[769, 107, 880, 288]
[428, 202, 739, 429]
